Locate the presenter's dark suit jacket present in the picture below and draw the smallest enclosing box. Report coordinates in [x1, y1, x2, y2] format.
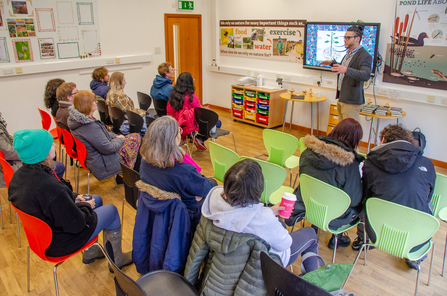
[336, 47, 372, 105]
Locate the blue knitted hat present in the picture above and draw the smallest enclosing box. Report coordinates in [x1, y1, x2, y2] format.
[13, 129, 54, 164]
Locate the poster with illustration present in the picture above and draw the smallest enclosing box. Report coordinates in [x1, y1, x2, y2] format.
[0, 37, 10, 63]
[38, 38, 56, 59]
[220, 20, 305, 62]
[12, 38, 33, 62]
[11, 1, 28, 14]
[7, 18, 35, 37]
[383, 1, 447, 91]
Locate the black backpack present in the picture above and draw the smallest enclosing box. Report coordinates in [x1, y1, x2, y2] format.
[412, 127, 426, 154]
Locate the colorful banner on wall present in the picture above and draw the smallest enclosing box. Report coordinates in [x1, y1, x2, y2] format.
[382, 1, 447, 91]
[219, 19, 305, 62]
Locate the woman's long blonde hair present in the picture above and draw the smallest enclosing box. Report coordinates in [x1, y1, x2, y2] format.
[140, 116, 183, 168]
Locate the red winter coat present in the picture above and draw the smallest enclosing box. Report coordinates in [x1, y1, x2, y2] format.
[167, 93, 202, 138]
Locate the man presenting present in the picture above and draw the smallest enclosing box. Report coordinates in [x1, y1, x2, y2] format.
[150, 62, 175, 102]
[321, 25, 372, 122]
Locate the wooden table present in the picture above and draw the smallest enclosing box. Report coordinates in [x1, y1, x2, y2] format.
[360, 110, 407, 153]
[280, 92, 327, 135]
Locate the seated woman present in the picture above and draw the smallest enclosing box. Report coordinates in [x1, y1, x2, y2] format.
[184, 159, 320, 295]
[167, 72, 220, 151]
[68, 90, 141, 180]
[139, 116, 215, 229]
[286, 118, 364, 249]
[44, 78, 65, 117]
[1, 112, 65, 183]
[106, 72, 145, 116]
[8, 129, 132, 268]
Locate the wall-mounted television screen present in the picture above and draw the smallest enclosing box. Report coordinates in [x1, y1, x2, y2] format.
[303, 22, 381, 76]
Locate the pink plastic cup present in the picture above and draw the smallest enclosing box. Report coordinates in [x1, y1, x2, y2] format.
[279, 192, 297, 219]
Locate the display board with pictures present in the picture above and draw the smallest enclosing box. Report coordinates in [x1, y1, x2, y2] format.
[0, 0, 101, 64]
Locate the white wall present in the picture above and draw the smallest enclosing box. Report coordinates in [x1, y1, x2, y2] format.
[206, 0, 447, 163]
[0, 0, 212, 136]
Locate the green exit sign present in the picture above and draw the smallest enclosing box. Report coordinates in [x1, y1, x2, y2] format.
[178, 1, 194, 10]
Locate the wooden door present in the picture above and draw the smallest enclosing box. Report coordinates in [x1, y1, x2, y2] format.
[165, 14, 203, 103]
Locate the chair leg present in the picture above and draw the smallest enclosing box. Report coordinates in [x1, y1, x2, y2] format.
[9, 201, 12, 224]
[293, 173, 299, 188]
[363, 224, 368, 266]
[88, 172, 91, 193]
[53, 262, 63, 296]
[0, 200, 3, 230]
[443, 234, 447, 277]
[230, 132, 237, 153]
[428, 241, 435, 286]
[121, 199, 125, 230]
[191, 134, 197, 155]
[16, 212, 21, 248]
[332, 235, 338, 263]
[342, 243, 369, 289]
[27, 246, 30, 292]
[289, 169, 293, 187]
[415, 263, 421, 296]
[76, 161, 80, 193]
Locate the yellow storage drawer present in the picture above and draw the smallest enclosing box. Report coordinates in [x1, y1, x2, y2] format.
[330, 103, 338, 116]
[328, 114, 339, 126]
[244, 110, 256, 121]
[327, 124, 336, 134]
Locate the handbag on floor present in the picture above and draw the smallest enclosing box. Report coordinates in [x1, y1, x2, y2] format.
[301, 252, 354, 296]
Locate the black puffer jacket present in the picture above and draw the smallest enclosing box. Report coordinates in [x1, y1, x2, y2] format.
[286, 135, 364, 229]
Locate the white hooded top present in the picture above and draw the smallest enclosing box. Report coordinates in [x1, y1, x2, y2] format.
[201, 186, 292, 266]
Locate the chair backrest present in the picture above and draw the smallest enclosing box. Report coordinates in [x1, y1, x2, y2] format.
[96, 99, 110, 125]
[260, 252, 331, 296]
[145, 115, 156, 128]
[299, 137, 306, 155]
[366, 198, 439, 258]
[299, 174, 351, 232]
[239, 156, 286, 204]
[109, 106, 125, 133]
[11, 204, 53, 261]
[119, 162, 140, 210]
[195, 107, 219, 137]
[0, 156, 14, 188]
[38, 108, 52, 131]
[153, 99, 168, 117]
[209, 142, 239, 183]
[263, 129, 299, 167]
[432, 173, 447, 219]
[137, 91, 152, 111]
[72, 136, 88, 170]
[126, 110, 144, 134]
[60, 129, 77, 159]
[56, 126, 65, 147]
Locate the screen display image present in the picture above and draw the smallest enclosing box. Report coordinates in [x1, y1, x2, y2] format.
[304, 22, 380, 75]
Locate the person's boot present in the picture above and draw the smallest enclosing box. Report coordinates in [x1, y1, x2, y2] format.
[103, 227, 133, 270]
[82, 239, 105, 264]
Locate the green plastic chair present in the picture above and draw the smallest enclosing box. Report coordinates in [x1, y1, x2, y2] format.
[240, 156, 293, 205]
[343, 198, 440, 296]
[431, 173, 447, 277]
[298, 137, 306, 155]
[299, 174, 360, 263]
[208, 142, 240, 183]
[263, 129, 300, 187]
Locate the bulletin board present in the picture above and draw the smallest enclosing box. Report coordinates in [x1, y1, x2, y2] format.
[219, 20, 305, 62]
[0, 0, 101, 64]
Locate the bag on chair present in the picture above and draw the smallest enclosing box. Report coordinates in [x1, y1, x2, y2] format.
[301, 252, 354, 295]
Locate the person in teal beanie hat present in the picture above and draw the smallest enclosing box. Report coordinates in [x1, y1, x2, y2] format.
[9, 129, 133, 268]
[13, 129, 54, 164]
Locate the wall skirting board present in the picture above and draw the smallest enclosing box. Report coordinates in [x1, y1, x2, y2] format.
[206, 104, 447, 170]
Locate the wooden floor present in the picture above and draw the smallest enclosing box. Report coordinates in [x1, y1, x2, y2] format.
[0, 108, 446, 296]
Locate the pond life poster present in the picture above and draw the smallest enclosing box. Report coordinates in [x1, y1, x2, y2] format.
[220, 19, 305, 62]
[383, 1, 447, 91]
[12, 38, 33, 62]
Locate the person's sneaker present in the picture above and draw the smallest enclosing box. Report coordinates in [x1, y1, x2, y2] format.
[405, 254, 428, 270]
[352, 236, 376, 251]
[328, 233, 351, 249]
[194, 138, 207, 151]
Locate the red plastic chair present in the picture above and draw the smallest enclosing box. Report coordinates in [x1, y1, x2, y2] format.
[0, 155, 22, 247]
[72, 136, 92, 194]
[38, 108, 58, 139]
[59, 128, 78, 183]
[11, 204, 98, 296]
[53, 116, 63, 160]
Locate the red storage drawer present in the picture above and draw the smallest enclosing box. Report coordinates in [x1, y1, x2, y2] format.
[245, 100, 256, 108]
[256, 113, 269, 125]
[257, 98, 270, 105]
[232, 108, 243, 118]
[245, 106, 256, 113]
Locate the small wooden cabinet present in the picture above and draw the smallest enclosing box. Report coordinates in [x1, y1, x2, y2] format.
[327, 103, 339, 133]
[231, 85, 287, 128]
